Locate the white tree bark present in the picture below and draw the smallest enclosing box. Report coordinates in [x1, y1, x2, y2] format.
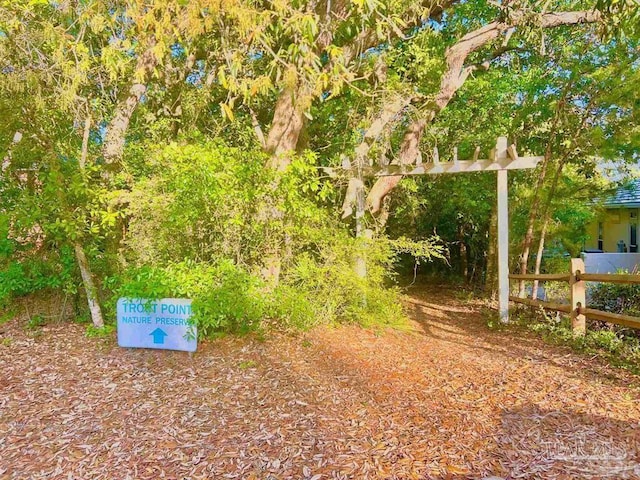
[76, 115, 105, 328]
[74, 243, 104, 328]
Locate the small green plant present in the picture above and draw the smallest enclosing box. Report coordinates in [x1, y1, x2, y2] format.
[238, 360, 257, 369]
[85, 324, 116, 338]
[454, 289, 475, 302]
[1, 337, 12, 347]
[482, 307, 502, 330]
[0, 308, 16, 326]
[26, 314, 46, 331]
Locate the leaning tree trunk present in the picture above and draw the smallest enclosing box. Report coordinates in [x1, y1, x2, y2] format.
[517, 83, 573, 297]
[517, 149, 551, 297]
[364, 10, 599, 214]
[76, 114, 105, 328]
[103, 46, 157, 167]
[531, 216, 550, 301]
[532, 158, 567, 300]
[530, 95, 594, 299]
[74, 243, 104, 328]
[103, 84, 147, 166]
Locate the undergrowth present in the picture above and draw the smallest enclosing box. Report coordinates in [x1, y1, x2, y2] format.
[508, 307, 640, 376]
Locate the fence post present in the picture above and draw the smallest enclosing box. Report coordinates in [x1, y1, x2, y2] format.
[570, 258, 586, 335]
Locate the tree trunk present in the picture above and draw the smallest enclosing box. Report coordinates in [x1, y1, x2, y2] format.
[366, 119, 427, 213]
[531, 216, 550, 301]
[79, 114, 91, 171]
[517, 81, 574, 297]
[265, 86, 307, 170]
[74, 243, 104, 328]
[103, 47, 157, 167]
[341, 96, 412, 218]
[103, 83, 147, 165]
[532, 159, 567, 300]
[517, 149, 551, 297]
[458, 222, 468, 281]
[530, 92, 595, 299]
[74, 115, 106, 328]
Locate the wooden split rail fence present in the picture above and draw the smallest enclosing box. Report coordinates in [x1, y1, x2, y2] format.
[509, 258, 640, 335]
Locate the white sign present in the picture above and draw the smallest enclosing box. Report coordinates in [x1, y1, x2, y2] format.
[116, 298, 197, 352]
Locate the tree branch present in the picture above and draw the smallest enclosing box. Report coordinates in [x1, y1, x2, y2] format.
[341, 94, 415, 217]
[103, 46, 157, 166]
[265, 0, 461, 165]
[365, 9, 602, 213]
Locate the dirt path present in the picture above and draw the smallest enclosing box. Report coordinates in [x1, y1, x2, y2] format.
[1, 285, 639, 479]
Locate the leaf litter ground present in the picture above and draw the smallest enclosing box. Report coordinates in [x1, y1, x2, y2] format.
[1, 284, 639, 479]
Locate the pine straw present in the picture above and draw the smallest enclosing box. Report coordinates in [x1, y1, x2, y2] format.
[1, 285, 639, 480]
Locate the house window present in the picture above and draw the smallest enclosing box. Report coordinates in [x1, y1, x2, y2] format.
[598, 222, 603, 251]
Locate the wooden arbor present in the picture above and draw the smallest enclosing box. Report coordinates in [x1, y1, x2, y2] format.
[339, 136, 543, 323]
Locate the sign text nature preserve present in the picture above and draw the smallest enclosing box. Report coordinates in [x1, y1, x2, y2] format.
[117, 298, 197, 352]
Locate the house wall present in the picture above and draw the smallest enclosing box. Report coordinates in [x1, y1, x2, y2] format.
[585, 208, 636, 252]
[582, 252, 640, 273]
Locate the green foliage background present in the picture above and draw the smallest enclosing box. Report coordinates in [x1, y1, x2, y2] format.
[0, 0, 638, 337]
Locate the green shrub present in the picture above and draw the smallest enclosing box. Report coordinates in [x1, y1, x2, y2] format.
[108, 140, 424, 336]
[85, 324, 116, 338]
[266, 284, 317, 331]
[26, 314, 46, 330]
[0, 244, 77, 308]
[589, 277, 640, 318]
[106, 260, 267, 337]
[282, 233, 408, 329]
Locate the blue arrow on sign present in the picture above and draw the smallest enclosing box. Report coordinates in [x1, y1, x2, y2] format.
[150, 328, 168, 344]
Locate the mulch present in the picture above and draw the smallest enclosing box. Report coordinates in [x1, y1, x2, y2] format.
[1, 285, 639, 479]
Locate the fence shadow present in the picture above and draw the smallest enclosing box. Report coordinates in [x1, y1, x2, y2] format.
[402, 282, 636, 386]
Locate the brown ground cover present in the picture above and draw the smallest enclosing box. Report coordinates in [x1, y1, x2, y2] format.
[1, 285, 639, 479]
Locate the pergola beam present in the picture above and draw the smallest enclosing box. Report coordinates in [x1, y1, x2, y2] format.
[324, 154, 542, 178]
[371, 156, 543, 176]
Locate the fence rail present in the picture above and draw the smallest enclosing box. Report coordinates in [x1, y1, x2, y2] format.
[580, 308, 640, 329]
[576, 273, 640, 284]
[509, 258, 640, 334]
[508, 273, 571, 281]
[508, 296, 572, 314]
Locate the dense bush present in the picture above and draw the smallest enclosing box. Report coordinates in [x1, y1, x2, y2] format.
[589, 277, 640, 319]
[0, 216, 77, 307]
[106, 233, 415, 337]
[94, 140, 442, 336]
[123, 141, 334, 268]
[106, 261, 266, 336]
[1, 137, 444, 335]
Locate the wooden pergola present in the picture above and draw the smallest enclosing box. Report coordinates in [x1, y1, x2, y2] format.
[337, 136, 543, 322]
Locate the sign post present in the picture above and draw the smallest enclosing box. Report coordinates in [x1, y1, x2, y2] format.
[117, 298, 197, 352]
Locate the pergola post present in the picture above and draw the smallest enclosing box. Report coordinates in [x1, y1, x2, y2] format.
[335, 135, 542, 323]
[495, 137, 510, 323]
